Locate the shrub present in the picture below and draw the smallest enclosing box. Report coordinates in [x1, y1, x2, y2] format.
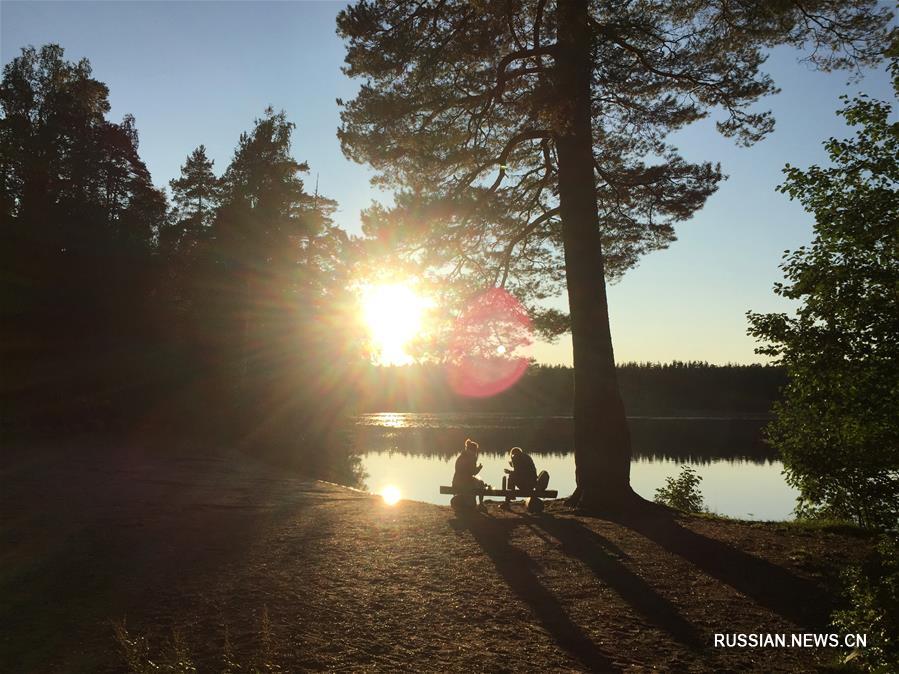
[654, 465, 704, 513]
[833, 535, 899, 673]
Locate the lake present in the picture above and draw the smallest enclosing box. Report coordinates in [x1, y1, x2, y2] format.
[352, 413, 798, 521]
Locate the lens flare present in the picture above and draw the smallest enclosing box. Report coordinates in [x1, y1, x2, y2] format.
[381, 485, 402, 506]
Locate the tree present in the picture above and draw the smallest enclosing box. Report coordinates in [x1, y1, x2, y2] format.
[0, 46, 164, 249]
[747, 58, 899, 529]
[0, 44, 167, 422]
[156, 146, 221, 347]
[199, 108, 350, 442]
[336, 1, 890, 508]
[166, 145, 219, 252]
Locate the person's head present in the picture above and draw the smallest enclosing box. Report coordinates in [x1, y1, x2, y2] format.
[510, 446, 523, 460]
[464, 438, 479, 455]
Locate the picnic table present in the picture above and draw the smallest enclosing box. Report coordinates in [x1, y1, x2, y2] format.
[439, 485, 558, 513]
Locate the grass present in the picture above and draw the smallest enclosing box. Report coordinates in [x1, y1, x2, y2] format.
[114, 607, 283, 673]
[774, 518, 874, 537]
[685, 509, 874, 538]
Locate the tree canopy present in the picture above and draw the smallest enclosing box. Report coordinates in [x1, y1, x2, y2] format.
[338, 1, 891, 328]
[166, 145, 220, 252]
[748, 57, 899, 529]
[337, 0, 891, 507]
[1, 45, 167, 419]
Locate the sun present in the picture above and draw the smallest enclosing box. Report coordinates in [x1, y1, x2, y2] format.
[381, 485, 402, 506]
[361, 283, 430, 366]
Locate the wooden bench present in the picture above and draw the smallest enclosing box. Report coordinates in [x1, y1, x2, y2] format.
[439, 486, 558, 498]
[439, 485, 557, 513]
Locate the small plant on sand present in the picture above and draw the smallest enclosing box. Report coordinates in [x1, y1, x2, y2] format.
[833, 535, 899, 673]
[114, 621, 197, 673]
[654, 465, 704, 513]
[115, 606, 283, 673]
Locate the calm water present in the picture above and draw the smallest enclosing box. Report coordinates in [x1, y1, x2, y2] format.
[353, 412, 798, 521]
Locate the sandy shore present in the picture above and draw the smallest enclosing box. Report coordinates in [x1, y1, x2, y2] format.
[1, 443, 871, 672]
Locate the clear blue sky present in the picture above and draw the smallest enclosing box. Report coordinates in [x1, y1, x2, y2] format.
[2, 1, 893, 365]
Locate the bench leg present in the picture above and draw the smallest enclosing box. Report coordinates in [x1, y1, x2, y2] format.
[451, 494, 477, 511]
[526, 496, 544, 514]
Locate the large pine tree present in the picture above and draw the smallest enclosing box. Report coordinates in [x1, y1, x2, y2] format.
[336, 1, 890, 509]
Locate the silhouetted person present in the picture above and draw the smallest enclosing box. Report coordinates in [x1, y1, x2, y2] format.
[453, 438, 486, 506]
[505, 446, 538, 492]
[504, 446, 550, 510]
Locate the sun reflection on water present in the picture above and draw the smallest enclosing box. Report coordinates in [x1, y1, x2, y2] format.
[366, 413, 411, 428]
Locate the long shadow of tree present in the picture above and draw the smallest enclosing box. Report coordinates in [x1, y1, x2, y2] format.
[451, 512, 620, 672]
[532, 515, 703, 650]
[603, 504, 831, 629]
[454, 504, 839, 672]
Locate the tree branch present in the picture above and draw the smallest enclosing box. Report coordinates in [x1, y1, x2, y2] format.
[533, 0, 547, 50]
[456, 129, 550, 194]
[497, 206, 560, 287]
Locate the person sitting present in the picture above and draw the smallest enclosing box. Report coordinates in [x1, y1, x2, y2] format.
[452, 438, 487, 507]
[504, 446, 538, 493]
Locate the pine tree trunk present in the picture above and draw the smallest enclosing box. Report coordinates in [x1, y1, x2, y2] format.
[555, 0, 635, 509]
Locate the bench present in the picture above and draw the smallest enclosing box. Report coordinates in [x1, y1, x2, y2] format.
[439, 485, 558, 513]
[439, 486, 558, 498]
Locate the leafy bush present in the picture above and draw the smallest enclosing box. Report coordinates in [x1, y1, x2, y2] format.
[833, 535, 899, 673]
[654, 465, 704, 513]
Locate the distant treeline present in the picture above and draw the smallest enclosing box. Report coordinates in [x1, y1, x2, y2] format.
[352, 362, 785, 416]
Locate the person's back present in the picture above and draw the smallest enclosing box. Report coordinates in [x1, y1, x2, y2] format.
[453, 450, 477, 486]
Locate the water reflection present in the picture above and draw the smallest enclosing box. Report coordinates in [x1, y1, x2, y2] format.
[354, 413, 775, 464]
[363, 413, 416, 429]
[352, 413, 798, 521]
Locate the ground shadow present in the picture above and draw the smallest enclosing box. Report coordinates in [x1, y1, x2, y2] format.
[533, 515, 703, 650]
[451, 511, 620, 673]
[604, 503, 831, 629]
[0, 447, 333, 672]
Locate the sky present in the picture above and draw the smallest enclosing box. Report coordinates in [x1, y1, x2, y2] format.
[2, 1, 894, 365]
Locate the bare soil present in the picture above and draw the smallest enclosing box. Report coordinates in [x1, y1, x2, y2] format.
[0, 442, 873, 672]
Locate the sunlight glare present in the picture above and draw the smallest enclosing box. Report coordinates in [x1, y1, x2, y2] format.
[362, 283, 431, 366]
[381, 485, 402, 506]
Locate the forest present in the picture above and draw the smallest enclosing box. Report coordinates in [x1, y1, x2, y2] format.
[0, 45, 781, 449]
[1, 46, 359, 472]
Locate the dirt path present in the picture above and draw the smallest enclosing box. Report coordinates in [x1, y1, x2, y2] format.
[1, 444, 870, 672]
